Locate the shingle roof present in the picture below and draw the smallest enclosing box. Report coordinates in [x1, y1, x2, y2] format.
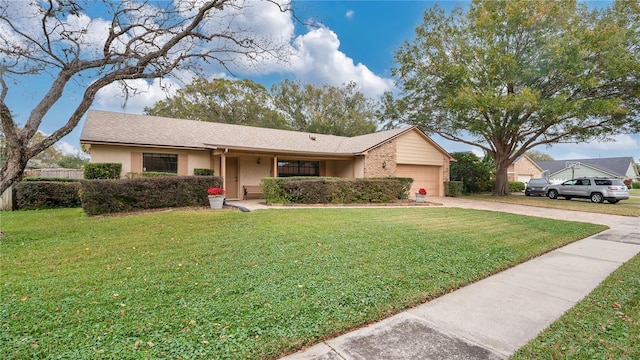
[80, 110, 417, 155]
[536, 157, 636, 177]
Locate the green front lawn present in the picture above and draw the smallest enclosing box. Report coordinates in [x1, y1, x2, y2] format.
[512, 253, 640, 360]
[1, 208, 605, 359]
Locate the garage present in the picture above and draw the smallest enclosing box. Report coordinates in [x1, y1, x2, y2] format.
[395, 164, 442, 198]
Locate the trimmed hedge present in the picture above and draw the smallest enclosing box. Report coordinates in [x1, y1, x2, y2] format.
[23, 177, 79, 182]
[80, 176, 223, 215]
[509, 181, 526, 192]
[15, 181, 82, 210]
[194, 168, 214, 176]
[445, 181, 464, 197]
[84, 163, 122, 179]
[261, 177, 413, 204]
[126, 172, 178, 178]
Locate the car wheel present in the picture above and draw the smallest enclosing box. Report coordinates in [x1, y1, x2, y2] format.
[591, 193, 604, 203]
[548, 189, 558, 199]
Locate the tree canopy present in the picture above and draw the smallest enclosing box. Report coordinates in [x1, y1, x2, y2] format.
[393, 0, 640, 195]
[525, 150, 554, 162]
[145, 78, 379, 137]
[0, 0, 291, 194]
[145, 78, 288, 129]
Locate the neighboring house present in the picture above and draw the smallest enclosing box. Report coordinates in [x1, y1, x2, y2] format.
[80, 110, 455, 199]
[508, 155, 544, 183]
[536, 157, 640, 184]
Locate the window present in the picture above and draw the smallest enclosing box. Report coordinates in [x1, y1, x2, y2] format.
[277, 160, 319, 177]
[143, 153, 178, 173]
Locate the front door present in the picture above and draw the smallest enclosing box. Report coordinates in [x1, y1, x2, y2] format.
[225, 157, 239, 199]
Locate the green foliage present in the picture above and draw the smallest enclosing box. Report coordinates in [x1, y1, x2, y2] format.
[26, 130, 64, 168]
[261, 177, 412, 204]
[631, 182, 640, 189]
[509, 181, 525, 192]
[145, 78, 379, 137]
[271, 80, 378, 136]
[84, 162, 122, 179]
[57, 154, 89, 169]
[80, 176, 223, 215]
[193, 168, 214, 176]
[1, 208, 604, 359]
[14, 181, 81, 210]
[22, 177, 78, 182]
[449, 152, 492, 193]
[145, 78, 289, 129]
[393, 0, 640, 195]
[524, 150, 554, 162]
[126, 171, 178, 178]
[513, 253, 640, 360]
[444, 181, 464, 197]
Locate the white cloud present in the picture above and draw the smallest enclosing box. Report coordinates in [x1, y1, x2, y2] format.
[345, 10, 355, 19]
[288, 27, 394, 97]
[94, 77, 181, 114]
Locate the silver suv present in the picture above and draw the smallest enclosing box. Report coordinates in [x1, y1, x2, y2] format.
[547, 177, 629, 204]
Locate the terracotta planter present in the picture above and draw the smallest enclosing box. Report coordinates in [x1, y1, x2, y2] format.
[208, 195, 225, 209]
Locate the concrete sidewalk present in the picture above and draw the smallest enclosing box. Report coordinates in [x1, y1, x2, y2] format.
[227, 198, 640, 359]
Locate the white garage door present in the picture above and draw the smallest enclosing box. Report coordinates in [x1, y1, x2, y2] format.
[396, 165, 441, 198]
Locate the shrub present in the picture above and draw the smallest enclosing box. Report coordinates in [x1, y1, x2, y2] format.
[632, 181, 640, 189]
[445, 181, 463, 197]
[450, 152, 492, 193]
[509, 181, 526, 192]
[23, 177, 78, 182]
[261, 177, 413, 204]
[84, 163, 122, 179]
[14, 181, 82, 210]
[194, 168, 214, 176]
[126, 171, 177, 178]
[80, 176, 223, 215]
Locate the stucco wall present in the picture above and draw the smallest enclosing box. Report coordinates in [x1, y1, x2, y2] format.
[88, 144, 211, 177]
[239, 156, 272, 188]
[325, 160, 354, 178]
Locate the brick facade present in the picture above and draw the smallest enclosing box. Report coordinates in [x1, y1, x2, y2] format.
[364, 140, 396, 178]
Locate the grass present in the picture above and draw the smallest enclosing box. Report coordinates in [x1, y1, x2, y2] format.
[467, 194, 640, 217]
[511, 253, 640, 360]
[628, 188, 640, 205]
[0, 207, 605, 359]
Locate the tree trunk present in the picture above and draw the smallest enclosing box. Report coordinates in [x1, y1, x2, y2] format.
[0, 156, 25, 196]
[493, 159, 511, 196]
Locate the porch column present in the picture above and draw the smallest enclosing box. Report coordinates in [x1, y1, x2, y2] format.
[273, 156, 278, 177]
[221, 150, 227, 188]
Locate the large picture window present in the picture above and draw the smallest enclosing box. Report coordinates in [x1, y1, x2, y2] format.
[277, 160, 319, 177]
[143, 153, 178, 173]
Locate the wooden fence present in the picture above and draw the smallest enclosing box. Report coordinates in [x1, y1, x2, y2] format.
[1, 185, 13, 211]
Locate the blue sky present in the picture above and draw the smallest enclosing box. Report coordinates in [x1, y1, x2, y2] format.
[5, 0, 639, 161]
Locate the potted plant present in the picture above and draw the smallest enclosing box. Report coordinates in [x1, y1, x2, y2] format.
[415, 188, 427, 203]
[207, 187, 225, 209]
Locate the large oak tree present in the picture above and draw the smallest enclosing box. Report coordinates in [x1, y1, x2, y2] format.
[146, 78, 379, 137]
[0, 0, 291, 194]
[393, 0, 639, 195]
